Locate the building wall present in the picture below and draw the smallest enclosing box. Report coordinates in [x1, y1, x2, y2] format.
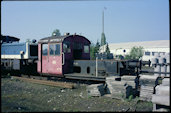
[100, 40, 170, 61]
[141, 47, 169, 61]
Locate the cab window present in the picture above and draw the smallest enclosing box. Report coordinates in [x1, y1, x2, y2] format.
[49, 44, 61, 56]
[55, 44, 61, 55]
[84, 45, 89, 53]
[49, 44, 55, 55]
[63, 42, 71, 53]
[42, 44, 48, 56]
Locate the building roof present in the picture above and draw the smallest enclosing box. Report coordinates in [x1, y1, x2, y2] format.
[107, 40, 169, 49]
[1, 35, 20, 43]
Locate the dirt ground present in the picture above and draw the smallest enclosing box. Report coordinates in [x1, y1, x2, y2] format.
[1, 76, 153, 112]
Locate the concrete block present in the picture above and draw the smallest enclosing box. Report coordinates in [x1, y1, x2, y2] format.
[166, 56, 170, 63]
[151, 58, 158, 65]
[158, 57, 166, 64]
[153, 108, 168, 112]
[121, 75, 137, 81]
[161, 78, 170, 86]
[152, 95, 170, 106]
[166, 65, 170, 77]
[154, 65, 161, 73]
[110, 85, 133, 99]
[161, 65, 167, 77]
[139, 75, 159, 86]
[155, 85, 170, 96]
[139, 85, 154, 101]
[106, 76, 121, 81]
[87, 84, 105, 97]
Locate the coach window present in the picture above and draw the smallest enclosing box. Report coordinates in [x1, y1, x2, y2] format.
[42, 44, 48, 56]
[84, 45, 89, 53]
[55, 44, 61, 55]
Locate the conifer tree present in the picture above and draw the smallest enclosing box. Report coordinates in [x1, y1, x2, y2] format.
[101, 32, 106, 46]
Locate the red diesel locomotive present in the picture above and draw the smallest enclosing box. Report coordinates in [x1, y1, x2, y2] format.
[37, 34, 91, 76]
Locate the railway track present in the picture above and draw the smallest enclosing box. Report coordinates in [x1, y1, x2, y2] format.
[11, 74, 105, 89]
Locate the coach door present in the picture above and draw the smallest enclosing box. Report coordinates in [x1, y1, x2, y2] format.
[47, 43, 63, 75]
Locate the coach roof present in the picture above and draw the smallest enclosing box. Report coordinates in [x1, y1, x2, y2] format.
[38, 34, 91, 44]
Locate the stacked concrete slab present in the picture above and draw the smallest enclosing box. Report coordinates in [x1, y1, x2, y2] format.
[105, 76, 137, 100]
[139, 75, 159, 102]
[121, 75, 139, 96]
[121, 75, 138, 89]
[151, 52, 170, 77]
[152, 78, 170, 111]
[139, 52, 170, 103]
[86, 84, 105, 97]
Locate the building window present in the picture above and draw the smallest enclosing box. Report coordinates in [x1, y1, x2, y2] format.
[159, 52, 165, 55]
[84, 45, 89, 53]
[152, 52, 155, 56]
[42, 44, 48, 56]
[145, 52, 150, 56]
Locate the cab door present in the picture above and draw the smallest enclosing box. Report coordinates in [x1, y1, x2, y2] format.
[48, 43, 63, 75]
[41, 44, 49, 73]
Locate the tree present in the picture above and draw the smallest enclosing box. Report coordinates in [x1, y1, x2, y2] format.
[105, 43, 110, 54]
[125, 46, 144, 60]
[95, 40, 100, 53]
[90, 43, 96, 60]
[105, 43, 112, 59]
[101, 32, 106, 46]
[124, 54, 131, 60]
[90, 40, 101, 60]
[52, 29, 61, 36]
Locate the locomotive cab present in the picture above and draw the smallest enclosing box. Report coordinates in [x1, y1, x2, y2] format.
[37, 34, 91, 76]
[1, 36, 38, 75]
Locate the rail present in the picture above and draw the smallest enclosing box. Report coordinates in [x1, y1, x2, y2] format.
[12, 76, 75, 89]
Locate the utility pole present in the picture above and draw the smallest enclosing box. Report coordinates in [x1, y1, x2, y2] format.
[102, 10, 104, 34]
[101, 7, 107, 53]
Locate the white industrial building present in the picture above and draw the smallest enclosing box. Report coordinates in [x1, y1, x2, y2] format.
[100, 40, 170, 61]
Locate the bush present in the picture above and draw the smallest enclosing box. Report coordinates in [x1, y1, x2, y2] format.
[124, 46, 144, 60]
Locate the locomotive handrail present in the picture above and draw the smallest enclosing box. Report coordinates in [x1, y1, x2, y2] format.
[62, 52, 65, 65]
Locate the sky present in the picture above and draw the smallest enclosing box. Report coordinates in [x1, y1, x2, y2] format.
[1, 0, 170, 44]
